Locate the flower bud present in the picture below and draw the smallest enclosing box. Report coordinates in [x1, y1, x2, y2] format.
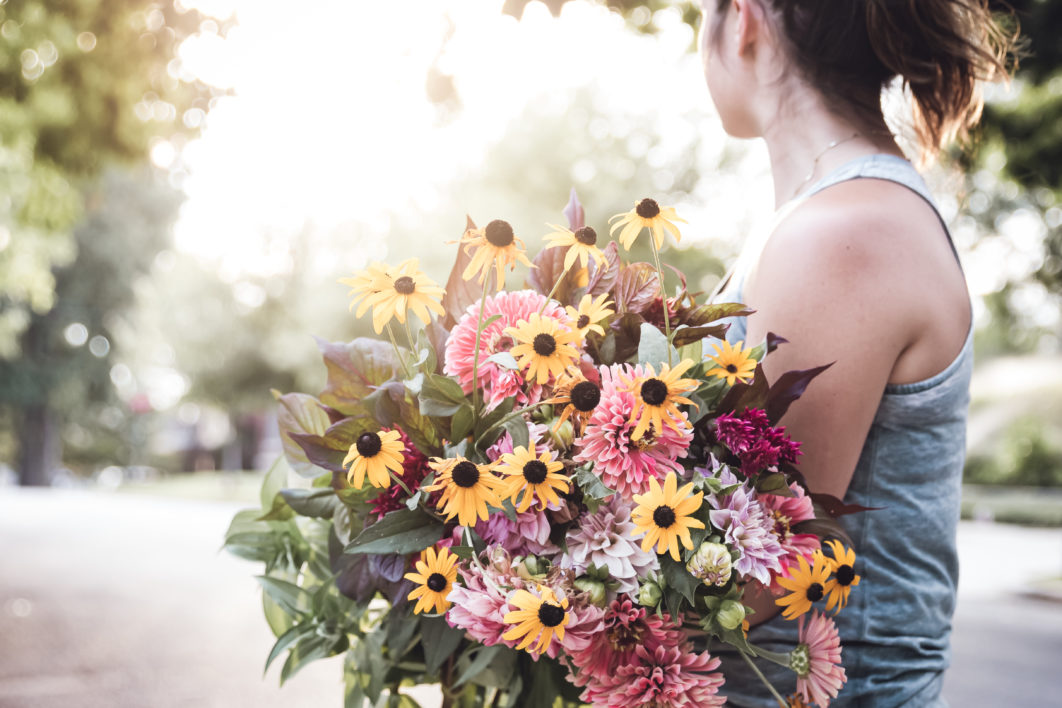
[520, 555, 546, 578]
[716, 599, 746, 630]
[549, 419, 574, 449]
[574, 577, 607, 607]
[637, 578, 663, 607]
[686, 542, 733, 587]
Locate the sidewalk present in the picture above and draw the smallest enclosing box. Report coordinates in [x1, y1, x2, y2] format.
[0, 488, 1059, 707]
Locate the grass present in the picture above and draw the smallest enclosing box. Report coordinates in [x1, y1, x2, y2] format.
[115, 470, 265, 505]
[961, 484, 1062, 527]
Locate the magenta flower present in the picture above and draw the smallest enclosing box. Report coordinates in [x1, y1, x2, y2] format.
[704, 467, 785, 586]
[794, 610, 847, 706]
[559, 496, 658, 598]
[574, 364, 692, 501]
[367, 427, 433, 520]
[443, 290, 572, 410]
[715, 407, 801, 477]
[758, 482, 821, 587]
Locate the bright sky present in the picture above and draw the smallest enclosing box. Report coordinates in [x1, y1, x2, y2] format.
[167, 0, 772, 282]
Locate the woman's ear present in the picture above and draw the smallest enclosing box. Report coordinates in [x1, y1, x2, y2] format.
[731, 0, 766, 56]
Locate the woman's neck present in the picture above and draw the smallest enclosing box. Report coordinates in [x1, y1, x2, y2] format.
[759, 97, 905, 210]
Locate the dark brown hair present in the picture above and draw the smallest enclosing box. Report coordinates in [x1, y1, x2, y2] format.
[712, 0, 1021, 162]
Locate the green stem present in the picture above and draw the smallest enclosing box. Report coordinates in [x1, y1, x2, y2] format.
[403, 318, 417, 354]
[471, 273, 493, 430]
[739, 651, 788, 708]
[538, 255, 573, 314]
[472, 400, 551, 450]
[749, 644, 794, 668]
[388, 468, 413, 497]
[648, 234, 672, 367]
[386, 323, 411, 378]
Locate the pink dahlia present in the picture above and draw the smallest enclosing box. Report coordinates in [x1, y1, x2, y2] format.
[559, 496, 658, 598]
[715, 407, 801, 477]
[446, 546, 528, 650]
[583, 644, 726, 708]
[367, 427, 433, 519]
[443, 290, 573, 411]
[567, 597, 685, 690]
[758, 482, 821, 588]
[475, 507, 559, 557]
[793, 610, 846, 707]
[574, 364, 692, 501]
[704, 467, 785, 585]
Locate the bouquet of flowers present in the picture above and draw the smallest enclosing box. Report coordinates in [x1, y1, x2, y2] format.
[225, 190, 863, 708]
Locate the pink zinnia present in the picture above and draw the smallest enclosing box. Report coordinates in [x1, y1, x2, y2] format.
[715, 407, 801, 477]
[574, 364, 692, 501]
[443, 290, 572, 411]
[793, 610, 846, 707]
[758, 482, 821, 588]
[584, 644, 726, 708]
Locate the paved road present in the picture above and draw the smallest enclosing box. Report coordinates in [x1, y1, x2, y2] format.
[1, 489, 1060, 707]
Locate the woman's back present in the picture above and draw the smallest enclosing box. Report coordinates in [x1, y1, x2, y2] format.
[714, 154, 973, 707]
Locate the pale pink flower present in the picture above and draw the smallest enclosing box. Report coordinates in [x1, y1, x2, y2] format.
[443, 290, 572, 410]
[759, 482, 821, 588]
[583, 644, 726, 708]
[475, 507, 559, 557]
[446, 547, 528, 650]
[559, 496, 658, 598]
[794, 610, 846, 707]
[574, 364, 692, 501]
[705, 467, 785, 585]
[556, 598, 606, 656]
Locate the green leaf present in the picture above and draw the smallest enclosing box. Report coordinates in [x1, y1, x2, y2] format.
[637, 322, 677, 368]
[477, 313, 503, 333]
[677, 336, 703, 365]
[448, 545, 474, 559]
[660, 554, 699, 610]
[264, 621, 316, 675]
[680, 302, 754, 327]
[260, 456, 290, 509]
[419, 397, 462, 418]
[280, 488, 340, 518]
[344, 508, 445, 555]
[280, 634, 334, 685]
[421, 615, 465, 674]
[450, 404, 474, 443]
[425, 373, 469, 404]
[257, 492, 295, 521]
[403, 372, 425, 397]
[671, 323, 728, 348]
[573, 466, 614, 501]
[484, 351, 519, 370]
[754, 473, 794, 496]
[257, 575, 313, 617]
[454, 644, 504, 688]
[501, 415, 530, 451]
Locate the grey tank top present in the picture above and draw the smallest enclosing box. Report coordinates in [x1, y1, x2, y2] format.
[712, 153, 973, 707]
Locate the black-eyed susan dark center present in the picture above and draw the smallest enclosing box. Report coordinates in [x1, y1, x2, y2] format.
[570, 381, 601, 412]
[355, 432, 382, 457]
[426, 573, 448, 592]
[836, 565, 856, 586]
[806, 582, 824, 602]
[521, 460, 548, 485]
[574, 226, 597, 246]
[635, 198, 661, 219]
[652, 505, 676, 529]
[640, 378, 668, 406]
[452, 461, 480, 488]
[576, 315, 590, 329]
[532, 333, 557, 356]
[537, 602, 566, 627]
[485, 219, 515, 247]
[393, 276, 416, 295]
[726, 364, 738, 374]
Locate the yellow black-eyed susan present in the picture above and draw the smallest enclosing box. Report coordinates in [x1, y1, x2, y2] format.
[547, 369, 602, 436]
[623, 359, 699, 441]
[706, 339, 757, 386]
[565, 293, 614, 339]
[342, 429, 405, 489]
[608, 198, 686, 251]
[775, 551, 833, 620]
[502, 585, 570, 653]
[506, 313, 581, 385]
[339, 258, 445, 334]
[631, 472, 706, 561]
[496, 445, 569, 512]
[459, 219, 534, 289]
[822, 539, 861, 614]
[423, 457, 502, 527]
[543, 224, 608, 271]
[404, 546, 459, 615]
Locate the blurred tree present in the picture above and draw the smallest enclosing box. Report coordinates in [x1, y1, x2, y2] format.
[0, 0, 222, 484]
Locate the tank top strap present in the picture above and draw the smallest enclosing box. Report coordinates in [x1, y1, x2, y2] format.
[801, 152, 962, 267]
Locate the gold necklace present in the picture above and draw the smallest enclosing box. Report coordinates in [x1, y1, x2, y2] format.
[791, 131, 861, 200]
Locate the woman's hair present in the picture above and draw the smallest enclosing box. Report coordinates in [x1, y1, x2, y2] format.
[712, 0, 1022, 162]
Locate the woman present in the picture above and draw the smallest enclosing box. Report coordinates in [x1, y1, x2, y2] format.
[701, 1, 1018, 705]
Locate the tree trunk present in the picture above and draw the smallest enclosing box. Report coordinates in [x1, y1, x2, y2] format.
[19, 403, 58, 486]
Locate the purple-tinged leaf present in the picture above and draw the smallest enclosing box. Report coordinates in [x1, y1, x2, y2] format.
[766, 362, 834, 425]
[289, 432, 346, 474]
[586, 241, 620, 297]
[613, 262, 660, 314]
[671, 323, 729, 348]
[316, 337, 400, 415]
[563, 187, 585, 231]
[766, 332, 788, 354]
[678, 302, 755, 328]
[791, 517, 854, 547]
[371, 553, 409, 584]
[528, 237, 580, 306]
[809, 492, 881, 519]
[715, 363, 770, 416]
[274, 392, 331, 478]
